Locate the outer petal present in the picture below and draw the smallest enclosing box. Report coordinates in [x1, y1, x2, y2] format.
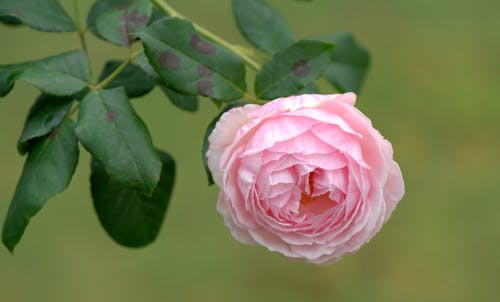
[206, 104, 259, 186]
[382, 162, 405, 222]
[217, 192, 257, 245]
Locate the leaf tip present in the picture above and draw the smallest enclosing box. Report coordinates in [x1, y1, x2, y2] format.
[2, 233, 17, 254]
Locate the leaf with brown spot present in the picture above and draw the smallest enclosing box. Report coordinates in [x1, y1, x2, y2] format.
[17, 94, 74, 155]
[197, 64, 213, 78]
[2, 120, 79, 252]
[134, 52, 199, 112]
[88, 0, 152, 46]
[136, 17, 247, 102]
[190, 34, 217, 55]
[255, 39, 335, 100]
[75, 87, 162, 195]
[158, 51, 181, 70]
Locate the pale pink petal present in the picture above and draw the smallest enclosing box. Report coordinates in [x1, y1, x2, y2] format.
[206, 104, 259, 186]
[383, 162, 405, 222]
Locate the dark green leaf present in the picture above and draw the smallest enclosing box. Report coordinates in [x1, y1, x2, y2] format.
[136, 17, 247, 102]
[255, 39, 335, 100]
[161, 87, 198, 112]
[232, 0, 294, 54]
[0, 0, 76, 32]
[87, 0, 118, 35]
[299, 83, 320, 94]
[2, 120, 79, 252]
[91, 150, 175, 247]
[134, 52, 199, 112]
[322, 32, 370, 94]
[148, 8, 168, 24]
[18, 94, 74, 155]
[202, 101, 249, 185]
[0, 15, 22, 26]
[75, 87, 161, 195]
[98, 60, 155, 98]
[87, 0, 152, 46]
[0, 50, 91, 97]
[16, 70, 88, 97]
[133, 51, 157, 78]
[210, 98, 223, 108]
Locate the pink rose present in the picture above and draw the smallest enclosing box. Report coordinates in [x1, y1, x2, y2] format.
[206, 93, 404, 264]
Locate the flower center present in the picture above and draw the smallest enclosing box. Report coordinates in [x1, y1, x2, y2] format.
[299, 173, 337, 214]
[300, 192, 337, 207]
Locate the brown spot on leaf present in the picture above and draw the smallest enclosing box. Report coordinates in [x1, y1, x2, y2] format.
[107, 111, 118, 121]
[190, 34, 216, 55]
[197, 64, 213, 78]
[292, 59, 311, 77]
[159, 51, 181, 70]
[118, 10, 149, 45]
[196, 80, 213, 97]
[123, 10, 149, 27]
[118, 25, 130, 45]
[49, 129, 59, 140]
[11, 9, 21, 16]
[117, 1, 132, 10]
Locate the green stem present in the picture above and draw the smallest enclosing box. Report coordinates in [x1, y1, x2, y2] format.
[72, 0, 88, 53]
[78, 29, 88, 54]
[151, 0, 261, 71]
[65, 102, 80, 120]
[90, 50, 141, 91]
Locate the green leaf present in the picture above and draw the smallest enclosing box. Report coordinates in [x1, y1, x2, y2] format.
[133, 51, 156, 77]
[2, 120, 79, 252]
[161, 87, 198, 112]
[134, 52, 199, 112]
[136, 17, 247, 102]
[16, 70, 89, 96]
[202, 101, 249, 185]
[87, 0, 152, 46]
[18, 94, 74, 155]
[0, 50, 91, 97]
[75, 87, 161, 195]
[98, 60, 155, 98]
[322, 32, 370, 94]
[210, 98, 223, 108]
[87, 0, 117, 35]
[232, 0, 294, 54]
[299, 83, 320, 94]
[91, 150, 175, 247]
[0, 0, 76, 32]
[255, 39, 335, 100]
[0, 15, 22, 26]
[148, 8, 168, 25]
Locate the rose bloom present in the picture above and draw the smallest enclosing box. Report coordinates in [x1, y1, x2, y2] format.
[206, 93, 404, 264]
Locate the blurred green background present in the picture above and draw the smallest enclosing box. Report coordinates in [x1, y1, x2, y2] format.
[1, 0, 499, 301]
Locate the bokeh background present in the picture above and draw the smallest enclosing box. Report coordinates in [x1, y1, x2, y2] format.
[1, 0, 499, 301]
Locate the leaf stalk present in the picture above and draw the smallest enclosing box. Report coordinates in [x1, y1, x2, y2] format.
[90, 50, 142, 91]
[72, 0, 88, 54]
